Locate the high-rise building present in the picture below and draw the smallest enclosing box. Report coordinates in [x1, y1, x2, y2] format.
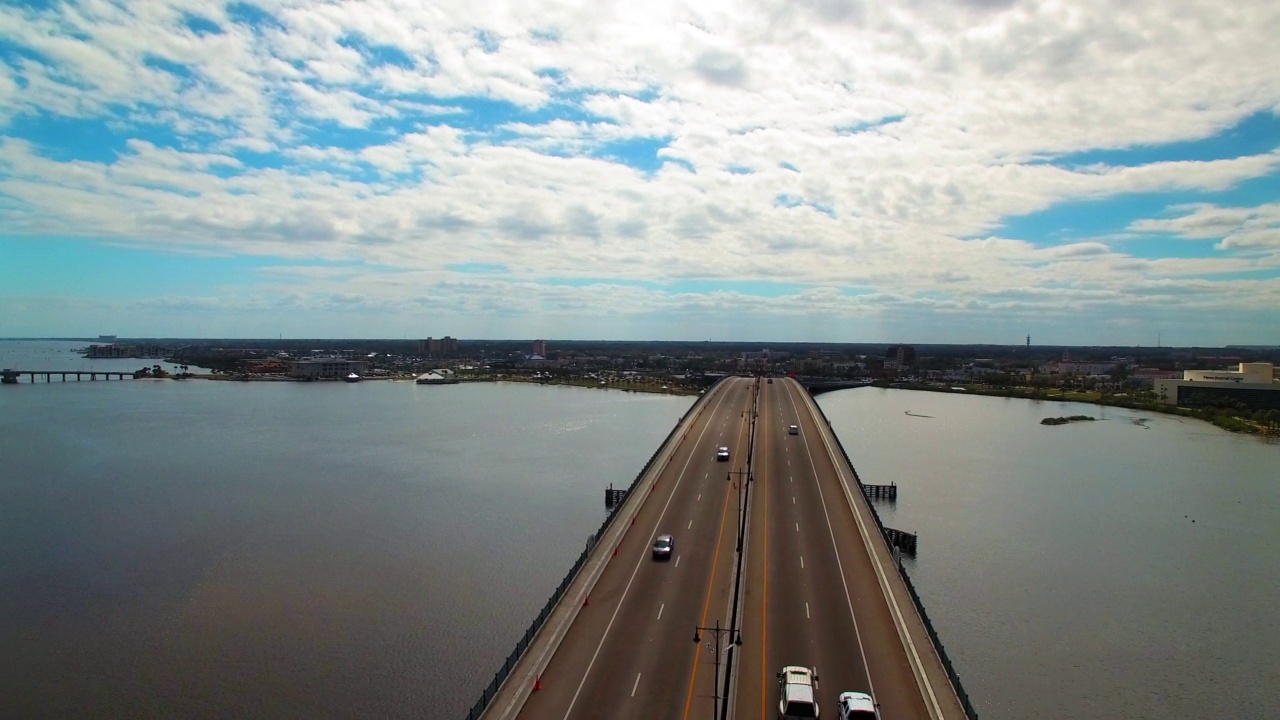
[532, 339, 547, 357]
[417, 337, 458, 356]
[885, 345, 916, 366]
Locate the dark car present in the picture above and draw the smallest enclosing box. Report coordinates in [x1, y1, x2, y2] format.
[652, 534, 674, 560]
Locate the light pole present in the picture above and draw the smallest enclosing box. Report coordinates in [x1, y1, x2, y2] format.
[728, 469, 748, 551]
[693, 620, 741, 720]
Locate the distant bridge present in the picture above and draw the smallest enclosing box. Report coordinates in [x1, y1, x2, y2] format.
[2, 369, 136, 384]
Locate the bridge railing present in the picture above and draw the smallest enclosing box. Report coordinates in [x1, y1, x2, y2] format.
[463, 384, 715, 720]
[816, 405, 981, 720]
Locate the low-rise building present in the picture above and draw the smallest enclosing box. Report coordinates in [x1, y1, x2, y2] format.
[1129, 368, 1182, 387]
[1155, 362, 1280, 410]
[290, 358, 370, 379]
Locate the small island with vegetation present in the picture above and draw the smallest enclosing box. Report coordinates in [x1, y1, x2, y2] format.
[1040, 415, 1096, 426]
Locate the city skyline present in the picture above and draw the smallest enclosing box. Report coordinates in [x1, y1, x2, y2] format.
[1, 1, 1278, 344]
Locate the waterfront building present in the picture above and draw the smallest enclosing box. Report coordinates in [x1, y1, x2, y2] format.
[1040, 359, 1119, 375]
[289, 358, 371, 380]
[1130, 368, 1182, 387]
[415, 370, 457, 384]
[1154, 362, 1280, 410]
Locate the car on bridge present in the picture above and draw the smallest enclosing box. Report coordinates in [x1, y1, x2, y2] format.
[652, 534, 674, 560]
[777, 665, 819, 719]
[836, 691, 877, 719]
[788, 424, 799, 435]
[716, 446, 730, 461]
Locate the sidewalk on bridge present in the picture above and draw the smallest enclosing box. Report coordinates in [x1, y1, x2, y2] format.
[801, 390, 971, 720]
[478, 393, 706, 720]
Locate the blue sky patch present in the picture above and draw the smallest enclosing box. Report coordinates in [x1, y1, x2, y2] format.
[996, 168, 1280, 254]
[1050, 111, 1280, 168]
[182, 13, 223, 36]
[7, 113, 130, 163]
[774, 194, 836, 218]
[143, 54, 195, 81]
[593, 136, 671, 173]
[225, 2, 285, 31]
[835, 114, 905, 135]
[447, 262, 510, 274]
[474, 30, 501, 53]
[337, 34, 417, 70]
[0, 237, 263, 297]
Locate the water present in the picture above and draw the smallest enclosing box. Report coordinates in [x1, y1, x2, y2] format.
[2, 342, 1277, 719]
[0, 342, 695, 719]
[818, 388, 1280, 719]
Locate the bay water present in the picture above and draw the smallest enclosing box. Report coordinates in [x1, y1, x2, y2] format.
[2, 342, 1277, 718]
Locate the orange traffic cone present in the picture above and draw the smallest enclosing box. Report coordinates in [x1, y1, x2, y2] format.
[533, 675, 542, 692]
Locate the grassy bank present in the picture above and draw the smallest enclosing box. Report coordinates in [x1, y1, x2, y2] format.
[891, 382, 1279, 437]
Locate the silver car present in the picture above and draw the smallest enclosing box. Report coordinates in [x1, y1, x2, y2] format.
[652, 534, 674, 560]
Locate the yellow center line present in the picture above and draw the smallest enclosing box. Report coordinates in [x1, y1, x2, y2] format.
[681, 383, 744, 720]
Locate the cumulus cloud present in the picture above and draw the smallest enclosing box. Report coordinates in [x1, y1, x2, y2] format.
[1, 0, 1279, 341]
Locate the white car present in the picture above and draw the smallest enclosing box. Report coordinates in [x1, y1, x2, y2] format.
[836, 691, 877, 719]
[777, 665, 819, 719]
[716, 446, 730, 461]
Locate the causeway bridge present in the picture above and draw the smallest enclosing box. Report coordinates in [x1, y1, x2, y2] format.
[467, 376, 977, 720]
[2, 368, 136, 384]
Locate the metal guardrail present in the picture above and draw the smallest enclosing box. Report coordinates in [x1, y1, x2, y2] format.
[463, 384, 716, 720]
[817, 410, 981, 720]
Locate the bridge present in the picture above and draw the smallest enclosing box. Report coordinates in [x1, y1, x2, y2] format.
[469, 376, 976, 720]
[2, 369, 137, 384]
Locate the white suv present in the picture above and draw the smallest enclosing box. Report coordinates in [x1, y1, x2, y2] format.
[716, 446, 730, 461]
[777, 665, 819, 719]
[836, 691, 877, 719]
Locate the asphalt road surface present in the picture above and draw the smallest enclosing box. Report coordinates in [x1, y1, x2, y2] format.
[510, 376, 963, 720]
[731, 378, 933, 720]
[515, 377, 753, 720]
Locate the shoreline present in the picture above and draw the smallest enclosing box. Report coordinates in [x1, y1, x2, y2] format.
[184, 373, 705, 396]
[883, 381, 1278, 437]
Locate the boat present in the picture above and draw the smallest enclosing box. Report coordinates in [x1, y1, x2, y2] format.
[345, 372, 361, 383]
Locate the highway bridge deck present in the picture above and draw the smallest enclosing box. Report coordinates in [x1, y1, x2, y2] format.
[479, 376, 971, 720]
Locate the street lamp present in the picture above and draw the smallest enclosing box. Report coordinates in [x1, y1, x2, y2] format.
[693, 620, 742, 720]
[727, 469, 748, 551]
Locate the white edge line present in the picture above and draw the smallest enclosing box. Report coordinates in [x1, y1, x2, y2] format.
[798, 387, 946, 719]
[558, 384, 737, 719]
[485, 381, 730, 720]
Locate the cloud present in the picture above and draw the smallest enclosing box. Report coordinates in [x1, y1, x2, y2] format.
[2, 0, 1280, 342]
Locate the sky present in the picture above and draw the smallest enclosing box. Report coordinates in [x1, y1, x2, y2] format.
[1, 0, 1278, 345]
